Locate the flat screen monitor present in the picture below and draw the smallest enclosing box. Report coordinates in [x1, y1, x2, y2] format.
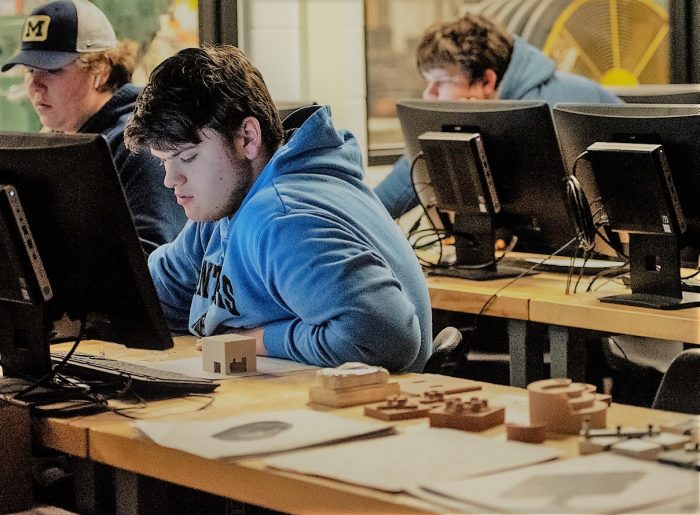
[606, 84, 700, 104]
[0, 132, 173, 380]
[397, 99, 577, 280]
[553, 103, 700, 309]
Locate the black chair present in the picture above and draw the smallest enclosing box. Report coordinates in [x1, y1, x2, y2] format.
[652, 349, 700, 414]
[423, 326, 464, 374]
[280, 104, 320, 131]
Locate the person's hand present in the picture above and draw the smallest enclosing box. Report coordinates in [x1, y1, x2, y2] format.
[194, 327, 267, 355]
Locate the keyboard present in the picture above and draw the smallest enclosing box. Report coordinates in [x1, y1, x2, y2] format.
[50, 351, 219, 398]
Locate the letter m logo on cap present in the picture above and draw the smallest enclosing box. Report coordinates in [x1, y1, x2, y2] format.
[23, 15, 51, 42]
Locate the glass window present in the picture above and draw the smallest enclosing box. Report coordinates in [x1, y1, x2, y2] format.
[364, 0, 672, 164]
[0, 0, 199, 132]
[365, 0, 462, 163]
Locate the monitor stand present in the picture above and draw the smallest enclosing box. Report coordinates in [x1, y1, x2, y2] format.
[599, 234, 700, 310]
[429, 214, 528, 281]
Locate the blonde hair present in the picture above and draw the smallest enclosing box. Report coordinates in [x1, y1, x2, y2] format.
[76, 39, 139, 92]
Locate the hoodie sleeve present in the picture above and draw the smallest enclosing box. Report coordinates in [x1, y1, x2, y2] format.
[254, 212, 423, 373]
[373, 155, 420, 219]
[148, 221, 205, 333]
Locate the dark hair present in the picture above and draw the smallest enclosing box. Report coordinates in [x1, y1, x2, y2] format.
[125, 45, 283, 152]
[416, 12, 513, 86]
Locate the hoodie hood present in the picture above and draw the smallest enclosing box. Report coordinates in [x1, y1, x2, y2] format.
[247, 105, 365, 200]
[497, 37, 622, 105]
[78, 83, 140, 134]
[498, 37, 557, 99]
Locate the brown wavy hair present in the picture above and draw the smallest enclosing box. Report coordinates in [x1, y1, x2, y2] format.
[76, 39, 138, 93]
[417, 12, 513, 87]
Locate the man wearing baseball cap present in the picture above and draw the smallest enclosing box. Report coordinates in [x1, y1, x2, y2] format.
[2, 0, 186, 254]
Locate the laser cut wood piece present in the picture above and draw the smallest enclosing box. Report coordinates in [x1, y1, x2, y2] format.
[364, 395, 435, 421]
[309, 382, 400, 408]
[579, 421, 691, 457]
[309, 362, 399, 408]
[428, 396, 505, 432]
[528, 378, 608, 434]
[418, 390, 447, 404]
[658, 443, 700, 470]
[506, 422, 547, 444]
[661, 416, 700, 437]
[399, 374, 482, 397]
[202, 334, 256, 374]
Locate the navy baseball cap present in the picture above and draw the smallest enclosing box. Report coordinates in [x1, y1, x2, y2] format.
[1, 0, 116, 72]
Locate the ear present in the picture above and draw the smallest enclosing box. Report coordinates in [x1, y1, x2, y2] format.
[481, 69, 499, 99]
[93, 59, 111, 91]
[239, 116, 263, 160]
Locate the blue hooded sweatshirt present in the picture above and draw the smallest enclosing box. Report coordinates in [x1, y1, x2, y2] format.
[375, 36, 622, 218]
[148, 106, 432, 373]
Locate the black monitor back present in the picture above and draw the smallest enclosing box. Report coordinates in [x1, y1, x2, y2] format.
[553, 104, 700, 251]
[0, 132, 173, 350]
[397, 99, 575, 254]
[607, 84, 700, 104]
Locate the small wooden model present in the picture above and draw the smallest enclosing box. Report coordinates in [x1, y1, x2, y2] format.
[399, 374, 482, 397]
[201, 334, 256, 374]
[364, 395, 434, 421]
[506, 422, 547, 444]
[579, 419, 690, 459]
[528, 378, 609, 434]
[428, 396, 504, 432]
[308, 362, 399, 408]
[658, 442, 700, 470]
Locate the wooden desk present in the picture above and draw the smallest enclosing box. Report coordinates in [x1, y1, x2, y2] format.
[427, 267, 700, 385]
[34, 342, 693, 513]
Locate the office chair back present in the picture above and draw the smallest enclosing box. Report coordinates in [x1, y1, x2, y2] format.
[651, 349, 700, 414]
[281, 104, 321, 131]
[423, 326, 464, 374]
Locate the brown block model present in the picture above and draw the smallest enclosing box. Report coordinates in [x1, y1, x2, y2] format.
[308, 362, 400, 408]
[364, 395, 434, 421]
[528, 378, 609, 435]
[429, 396, 505, 432]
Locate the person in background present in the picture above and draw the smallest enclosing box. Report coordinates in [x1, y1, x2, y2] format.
[124, 45, 432, 372]
[1, 0, 186, 254]
[375, 11, 622, 219]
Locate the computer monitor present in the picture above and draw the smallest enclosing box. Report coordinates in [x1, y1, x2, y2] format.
[397, 99, 577, 280]
[0, 132, 173, 380]
[553, 104, 700, 309]
[606, 84, 700, 104]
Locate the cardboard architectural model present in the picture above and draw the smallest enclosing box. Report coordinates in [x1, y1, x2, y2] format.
[428, 396, 505, 432]
[364, 395, 434, 421]
[202, 334, 257, 374]
[528, 378, 609, 434]
[309, 362, 399, 408]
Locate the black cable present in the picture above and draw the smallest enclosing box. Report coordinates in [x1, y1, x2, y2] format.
[564, 150, 597, 252]
[11, 317, 87, 402]
[586, 259, 630, 292]
[446, 236, 579, 376]
[408, 152, 445, 267]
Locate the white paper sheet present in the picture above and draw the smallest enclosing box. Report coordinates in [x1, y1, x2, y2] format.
[264, 427, 560, 493]
[134, 409, 393, 460]
[138, 356, 317, 380]
[420, 453, 699, 514]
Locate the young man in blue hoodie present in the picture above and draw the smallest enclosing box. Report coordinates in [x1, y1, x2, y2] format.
[375, 12, 622, 219]
[125, 46, 432, 373]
